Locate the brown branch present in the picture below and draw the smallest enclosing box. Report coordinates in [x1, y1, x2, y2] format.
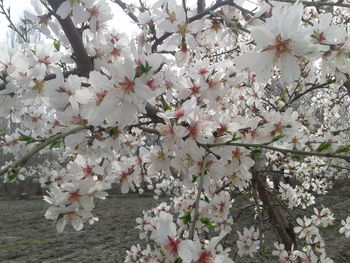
[151, 0, 233, 52]
[252, 158, 296, 251]
[272, 0, 350, 8]
[285, 82, 331, 108]
[189, 156, 207, 239]
[228, 0, 265, 22]
[47, 0, 93, 77]
[0, 126, 90, 177]
[197, 0, 206, 13]
[0, 0, 28, 42]
[208, 141, 350, 162]
[111, 0, 139, 23]
[0, 70, 78, 91]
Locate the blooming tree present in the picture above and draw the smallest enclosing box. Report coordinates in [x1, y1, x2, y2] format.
[1, 0, 350, 262]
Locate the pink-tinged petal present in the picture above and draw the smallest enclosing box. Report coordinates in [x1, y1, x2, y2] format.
[71, 216, 83, 231]
[121, 180, 129, 194]
[74, 88, 94, 104]
[178, 240, 194, 263]
[236, 52, 274, 83]
[56, 217, 67, 233]
[207, 231, 227, 250]
[157, 211, 177, 243]
[278, 55, 300, 84]
[251, 26, 275, 49]
[72, 5, 90, 24]
[80, 196, 94, 211]
[56, 1, 72, 19]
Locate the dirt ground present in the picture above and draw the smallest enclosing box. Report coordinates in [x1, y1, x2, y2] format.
[0, 194, 162, 263]
[0, 188, 349, 263]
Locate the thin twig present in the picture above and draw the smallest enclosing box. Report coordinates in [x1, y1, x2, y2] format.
[189, 156, 207, 239]
[285, 82, 331, 108]
[152, 0, 233, 52]
[272, 0, 350, 8]
[209, 11, 250, 33]
[208, 142, 350, 162]
[111, 0, 139, 23]
[0, 126, 89, 177]
[0, 0, 28, 42]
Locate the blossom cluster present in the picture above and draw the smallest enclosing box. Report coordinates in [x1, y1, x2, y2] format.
[0, 0, 350, 262]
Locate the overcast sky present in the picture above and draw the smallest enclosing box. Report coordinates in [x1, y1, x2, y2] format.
[0, 0, 146, 41]
[0, 0, 229, 42]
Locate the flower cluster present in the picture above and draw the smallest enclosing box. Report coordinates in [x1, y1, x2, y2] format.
[0, 0, 350, 262]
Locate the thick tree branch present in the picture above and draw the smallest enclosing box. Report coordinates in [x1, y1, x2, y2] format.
[47, 0, 93, 77]
[0, 126, 90, 177]
[253, 165, 296, 251]
[197, 0, 206, 13]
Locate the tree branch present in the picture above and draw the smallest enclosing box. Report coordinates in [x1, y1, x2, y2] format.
[111, 0, 139, 23]
[208, 142, 350, 162]
[0, 70, 78, 91]
[47, 0, 93, 77]
[0, 126, 89, 177]
[252, 157, 296, 251]
[197, 0, 206, 13]
[151, 0, 233, 52]
[272, 0, 350, 8]
[0, 0, 28, 42]
[189, 156, 207, 239]
[285, 82, 331, 108]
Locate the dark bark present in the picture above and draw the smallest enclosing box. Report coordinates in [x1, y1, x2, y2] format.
[252, 159, 296, 251]
[47, 0, 93, 77]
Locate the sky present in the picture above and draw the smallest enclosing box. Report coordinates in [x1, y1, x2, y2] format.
[0, 0, 209, 41]
[0, 0, 248, 43]
[0, 0, 147, 40]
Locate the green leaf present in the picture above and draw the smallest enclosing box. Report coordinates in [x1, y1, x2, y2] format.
[18, 133, 37, 145]
[7, 167, 21, 182]
[140, 61, 152, 74]
[148, 23, 155, 33]
[49, 140, 60, 149]
[180, 212, 191, 225]
[191, 175, 197, 183]
[200, 218, 216, 229]
[173, 258, 183, 263]
[252, 148, 262, 156]
[316, 141, 332, 152]
[335, 144, 350, 153]
[271, 134, 285, 143]
[162, 100, 171, 111]
[291, 155, 302, 162]
[108, 128, 120, 138]
[54, 40, 61, 51]
[229, 73, 236, 78]
[231, 133, 242, 142]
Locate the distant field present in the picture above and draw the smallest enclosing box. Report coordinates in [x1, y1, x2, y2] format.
[0, 194, 162, 263]
[0, 189, 349, 262]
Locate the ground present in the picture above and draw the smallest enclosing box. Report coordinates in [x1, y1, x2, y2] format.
[0, 187, 349, 263]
